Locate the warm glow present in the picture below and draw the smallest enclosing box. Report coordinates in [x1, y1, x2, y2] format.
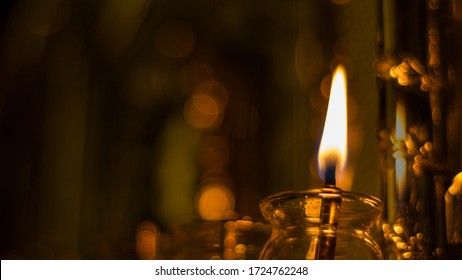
[197, 181, 235, 220]
[136, 220, 158, 260]
[184, 93, 222, 129]
[449, 172, 462, 195]
[184, 80, 228, 129]
[395, 100, 407, 200]
[318, 65, 348, 182]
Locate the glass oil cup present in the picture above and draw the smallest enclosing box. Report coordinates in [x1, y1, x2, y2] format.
[259, 189, 383, 260]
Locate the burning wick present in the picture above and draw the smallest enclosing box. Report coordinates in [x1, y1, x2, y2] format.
[318, 63, 347, 185]
[324, 162, 337, 186]
[313, 64, 348, 259]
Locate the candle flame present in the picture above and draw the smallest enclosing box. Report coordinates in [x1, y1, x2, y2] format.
[318, 65, 348, 182]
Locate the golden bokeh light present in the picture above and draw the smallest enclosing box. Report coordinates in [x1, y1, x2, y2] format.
[234, 243, 246, 259]
[223, 235, 237, 249]
[429, 27, 440, 66]
[155, 20, 195, 58]
[236, 219, 253, 231]
[184, 93, 222, 129]
[420, 75, 432, 91]
[196, 181, 235, 221]
[410, 59, 426, 74]
[184, 80, 228, 130]
[136, 220, 159, 260]
[193, 80, 229, 108]
[393, 224, 404, 234]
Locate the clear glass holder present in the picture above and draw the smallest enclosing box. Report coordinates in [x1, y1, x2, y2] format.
[259, 189, 383, 260]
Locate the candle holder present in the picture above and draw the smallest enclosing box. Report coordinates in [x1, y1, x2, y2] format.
[375, 0, 462, 259]
[258, 189, 383, 260]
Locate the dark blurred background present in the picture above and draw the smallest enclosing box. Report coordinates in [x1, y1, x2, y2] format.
[3, 0, 455, 259]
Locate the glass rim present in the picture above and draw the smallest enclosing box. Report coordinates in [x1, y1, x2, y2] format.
[259, 188, 383, 211]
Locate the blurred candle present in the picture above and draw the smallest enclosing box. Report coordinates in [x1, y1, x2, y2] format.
[394, 100, 407, 202]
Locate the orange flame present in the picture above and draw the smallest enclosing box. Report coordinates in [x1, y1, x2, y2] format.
[318, 65, 348, 182]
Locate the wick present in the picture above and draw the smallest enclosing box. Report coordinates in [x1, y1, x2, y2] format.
[324, 164, 336, 186]
[316, 162, 341, 260]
